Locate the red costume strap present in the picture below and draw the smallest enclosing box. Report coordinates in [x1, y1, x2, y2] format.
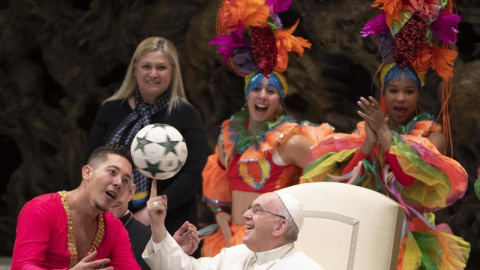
[341, 149, 371, 175]
[384, 150, 415, 186]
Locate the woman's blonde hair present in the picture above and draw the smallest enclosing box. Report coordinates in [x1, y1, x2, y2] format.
[106, 36, 187, 113]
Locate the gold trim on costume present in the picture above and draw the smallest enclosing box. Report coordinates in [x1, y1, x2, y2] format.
[58, 190, 105, 267]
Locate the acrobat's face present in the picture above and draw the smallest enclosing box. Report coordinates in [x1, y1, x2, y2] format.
[246, 77, 281, 124]
[83, 154, 133, 212]
[135, 50, 173, 103]
[384, 72, 420, 127]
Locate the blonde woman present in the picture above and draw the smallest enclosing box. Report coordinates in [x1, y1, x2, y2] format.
[87, 37, 207, 241]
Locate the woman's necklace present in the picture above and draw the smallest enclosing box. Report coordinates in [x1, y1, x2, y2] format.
[230, 108, 292, 155]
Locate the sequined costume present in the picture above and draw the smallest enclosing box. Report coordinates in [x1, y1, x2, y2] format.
[11, 192, 140, 269]
[202, 109, 333, 256]
[204, 0, 322, 257]
[302, 0, 470, 266]
[302, 112, 470, 269]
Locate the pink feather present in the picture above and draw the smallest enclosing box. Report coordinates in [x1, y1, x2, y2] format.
[430, 12, 462, 44]
[208, 26, 246, 62]
[361, 13, 389, 37]
[266, 0, 293, 13]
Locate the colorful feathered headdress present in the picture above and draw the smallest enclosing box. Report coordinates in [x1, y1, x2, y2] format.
[208, 0, 312, 78]
[361, 0, 461, 150]
[361, 0, 461, 82]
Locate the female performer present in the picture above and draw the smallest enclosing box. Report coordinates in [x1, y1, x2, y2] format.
[202, 0, 333, 256]
[303, 1, 470, 268]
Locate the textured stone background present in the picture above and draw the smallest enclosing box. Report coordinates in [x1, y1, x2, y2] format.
[0, 0, 479, 268]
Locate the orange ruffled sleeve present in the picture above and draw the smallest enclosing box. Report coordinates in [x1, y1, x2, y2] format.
[240, 122, 335, 162]
[301, 129, 366, 184]
[202, 147, 231, 204]
[389, 133, 467, 210]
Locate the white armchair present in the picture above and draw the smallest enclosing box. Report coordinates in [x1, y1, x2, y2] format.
[280, 182, 405, 270]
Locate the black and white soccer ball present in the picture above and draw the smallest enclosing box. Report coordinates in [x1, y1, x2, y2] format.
[130, 123, 188, 180]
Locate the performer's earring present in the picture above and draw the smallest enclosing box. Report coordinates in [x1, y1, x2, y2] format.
[276, 104, 285, 117]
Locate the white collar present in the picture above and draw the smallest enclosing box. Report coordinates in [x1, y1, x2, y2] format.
[253, 243, 294, 264]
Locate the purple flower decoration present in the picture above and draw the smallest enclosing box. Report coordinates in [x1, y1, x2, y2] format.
[266, 0, 292, 13]
[272, 13, 283, 29]
[430, 12, 462, 44]
[231, 47, 260, 75]
[378, 32, 395, 64]
[208, 26, 246, 62]
[361, 13, 389, 37]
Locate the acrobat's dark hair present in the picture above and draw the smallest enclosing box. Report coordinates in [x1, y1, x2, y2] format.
[87, 144, 134, 168]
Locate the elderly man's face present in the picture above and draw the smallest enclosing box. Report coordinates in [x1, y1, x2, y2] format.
[242, 192, 285, 252]
[109, 184, 136, 218]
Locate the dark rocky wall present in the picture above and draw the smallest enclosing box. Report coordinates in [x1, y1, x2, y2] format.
[0, 0, 479, 268]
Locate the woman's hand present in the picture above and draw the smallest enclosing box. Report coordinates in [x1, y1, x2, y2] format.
[357, 97, 388, 132]
[358, 96, 391, 151]
[360, 122, 377, 155]
[215, 212, 232, 247]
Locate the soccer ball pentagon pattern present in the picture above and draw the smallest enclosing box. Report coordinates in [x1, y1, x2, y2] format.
[130, 123, 188, 180]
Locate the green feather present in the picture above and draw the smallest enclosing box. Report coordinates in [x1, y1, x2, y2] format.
[474, 178, 480, 200]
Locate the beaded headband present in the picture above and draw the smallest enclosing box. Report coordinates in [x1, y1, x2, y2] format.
[380, 63, 425, 95]
[244, 71, 288, 100]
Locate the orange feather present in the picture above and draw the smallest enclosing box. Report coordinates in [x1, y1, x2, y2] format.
[431, 45, 458, 82]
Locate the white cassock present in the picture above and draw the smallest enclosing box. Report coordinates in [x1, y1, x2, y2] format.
[142, 234, 324, 270]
